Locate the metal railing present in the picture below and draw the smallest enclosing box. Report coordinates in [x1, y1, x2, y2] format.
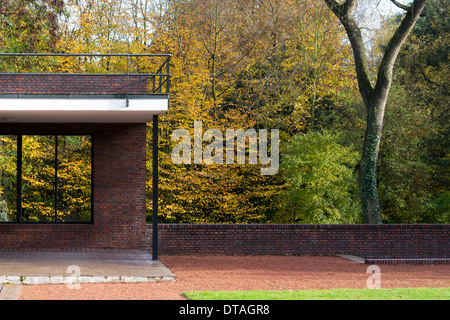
[0, 53, 171, 98]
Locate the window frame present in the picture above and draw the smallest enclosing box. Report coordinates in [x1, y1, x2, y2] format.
[0, 133, 94, 224]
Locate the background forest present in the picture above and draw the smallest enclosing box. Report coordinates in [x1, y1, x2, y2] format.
[0, 0, 448, 224]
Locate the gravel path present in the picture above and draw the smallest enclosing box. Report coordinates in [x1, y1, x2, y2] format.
[19, 255, 450, 300]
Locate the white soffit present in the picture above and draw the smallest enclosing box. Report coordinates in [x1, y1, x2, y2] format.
[0, 98, 168, 123]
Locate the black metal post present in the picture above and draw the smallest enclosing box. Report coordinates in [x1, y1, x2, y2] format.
[152, 115, 159, 260]
[16, 135, 22, 222]
[126, 54, 130, 107]
[54, 135, 58, 222]
[166, 57, 170, 94]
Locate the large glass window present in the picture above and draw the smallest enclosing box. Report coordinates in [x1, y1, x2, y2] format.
[0, 135, 18, 222]
[0, 135, 92, 223]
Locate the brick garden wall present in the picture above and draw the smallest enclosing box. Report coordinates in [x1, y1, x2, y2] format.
[146, 224, 449, 259]
[0, 123, 148, 250]
[0, 74, 149, 95]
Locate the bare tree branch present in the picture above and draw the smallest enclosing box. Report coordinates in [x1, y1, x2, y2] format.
[324, 0, 374, 108]
[390, 0, 411, 11]
[342, 0, 356, 15]
[419, 66, 444, 88]
[374, 0, 429, 107]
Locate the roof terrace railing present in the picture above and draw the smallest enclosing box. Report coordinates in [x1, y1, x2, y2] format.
[0, 53, 171, 100]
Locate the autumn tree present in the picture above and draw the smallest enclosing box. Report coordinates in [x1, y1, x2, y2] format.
[323, 0, 429, 223]
[275, 130, 361, 223]
[0, 0, 65, 72]
[146, 0, 287, 223]
[377, 0, 449, 223]
[0, 0, 64, 52]
[139, 0, 359, 223]
[225, 0, 355, 135]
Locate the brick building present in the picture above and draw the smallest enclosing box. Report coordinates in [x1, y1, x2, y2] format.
[0, 53, 169, 258]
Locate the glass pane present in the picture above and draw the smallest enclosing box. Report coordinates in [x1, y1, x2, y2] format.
[0, 135, 17, 222]
[22, 136, 56, 222]
[57, 136, 92, 222]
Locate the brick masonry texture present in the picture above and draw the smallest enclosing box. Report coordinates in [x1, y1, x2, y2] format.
[0, 74, 149, 95]
[0, 123, 147, 250]
[146, 224, 450, 259]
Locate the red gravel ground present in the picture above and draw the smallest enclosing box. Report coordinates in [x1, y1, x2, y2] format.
[19, 255, 450, 300]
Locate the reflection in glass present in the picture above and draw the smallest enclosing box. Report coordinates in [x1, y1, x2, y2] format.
[0, 135, 92, 223]
[0, 135, 17, 222]
[57, 136, 92, 222]
[22, 136, 56, 222]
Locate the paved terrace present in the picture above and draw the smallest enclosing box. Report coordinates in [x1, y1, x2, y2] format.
[0, 250, 175, 285]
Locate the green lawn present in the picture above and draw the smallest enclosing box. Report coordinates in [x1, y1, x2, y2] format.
[184, 287, 450, 300]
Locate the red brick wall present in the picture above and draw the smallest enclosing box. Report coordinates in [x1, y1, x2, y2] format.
[147, 224, 450, 259]
[0, 74, 149, 95]
[0, 123, 148, 250]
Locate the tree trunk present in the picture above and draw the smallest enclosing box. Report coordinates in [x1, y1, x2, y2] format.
[324, 0, 429, 223]
[359, 101, 384, 224]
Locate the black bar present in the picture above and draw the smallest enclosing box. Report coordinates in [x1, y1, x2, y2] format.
[126, 54, 130, 107]
[153, 78, 169, 94]
[166, 57, 170, 94]
[54, 135, 58, 222]
[0, 72, 170, 76]
[154, 56, 171, 75]
[152, 115, 159, 261]
[16, 135, 22, 222]
[0, 53, 171, 57]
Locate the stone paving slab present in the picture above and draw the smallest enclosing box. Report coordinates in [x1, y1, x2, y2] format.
[0, 250, 176, 285]
[337, 254, 449, 265]
[363, 258, 450, 265]
[0, 284, 22, 300]
[336, 255, 365, 263]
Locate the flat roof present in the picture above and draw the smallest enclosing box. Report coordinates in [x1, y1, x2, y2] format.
[0, 95, 168, 123]
[0, 53, 171, 123]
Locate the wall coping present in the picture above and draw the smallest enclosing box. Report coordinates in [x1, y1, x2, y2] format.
[154, 223, 450, 229]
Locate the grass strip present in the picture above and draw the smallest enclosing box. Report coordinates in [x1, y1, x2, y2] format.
[183, 287, 450, 300]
